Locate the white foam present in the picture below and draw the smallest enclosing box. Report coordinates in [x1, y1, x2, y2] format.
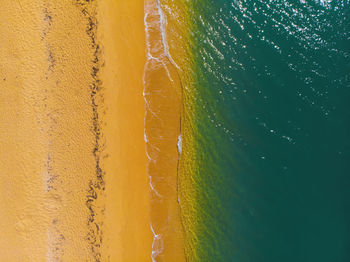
[156, 0, 180, 70]
[149, 176, 162, 198]
[150, 224, 164, 262]
[177, 134, 182, 154]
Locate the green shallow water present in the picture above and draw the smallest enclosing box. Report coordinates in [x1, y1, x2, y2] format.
[180, 0, 350, 261]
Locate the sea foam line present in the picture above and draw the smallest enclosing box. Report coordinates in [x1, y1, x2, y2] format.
[143, 0, 174, 200]
[150, 223, 164, 262]
[156, 0, 180, 70]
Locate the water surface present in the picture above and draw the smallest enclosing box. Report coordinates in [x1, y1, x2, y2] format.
[179, 0, 350, 261]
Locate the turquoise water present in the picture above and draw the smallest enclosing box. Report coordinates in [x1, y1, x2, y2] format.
[187, 0, 350, 261]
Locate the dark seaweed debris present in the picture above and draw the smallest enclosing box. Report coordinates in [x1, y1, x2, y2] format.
[74, 1, 106, 261]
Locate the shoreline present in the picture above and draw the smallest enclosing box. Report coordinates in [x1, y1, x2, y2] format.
[144, 0, 186, 261]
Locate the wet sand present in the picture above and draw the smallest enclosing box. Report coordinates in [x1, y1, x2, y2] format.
[144, 0, 185, 261]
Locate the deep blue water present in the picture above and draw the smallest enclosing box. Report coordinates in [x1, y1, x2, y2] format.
[187, 0, 350, 261]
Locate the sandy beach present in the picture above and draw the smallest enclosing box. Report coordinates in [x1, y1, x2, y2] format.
[0, 0, 184, 261]
[99, 0, 153, 261]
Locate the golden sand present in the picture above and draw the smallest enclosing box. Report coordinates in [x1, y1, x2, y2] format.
[0, 1, 99, 260]
[0, 0, 184, 261]
[99, 0, 153, 261]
